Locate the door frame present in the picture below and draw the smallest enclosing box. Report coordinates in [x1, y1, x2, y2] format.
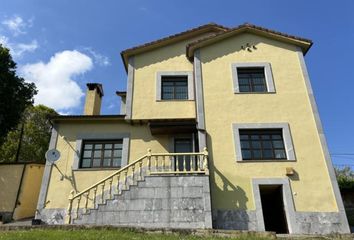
[169, 134, 195, 171]
[169, 134, 195, 153]
[252, 178, 297, 233]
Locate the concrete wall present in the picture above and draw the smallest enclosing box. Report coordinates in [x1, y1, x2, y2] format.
[0, 164, 23, 222]
[0, 163, 44, 222]
[13, 164, 44, 220]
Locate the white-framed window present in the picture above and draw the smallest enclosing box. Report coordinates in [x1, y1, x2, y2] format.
[156, 71, 194, 101]
[231, 63, 275, 93]
[232, 123, 296, 161]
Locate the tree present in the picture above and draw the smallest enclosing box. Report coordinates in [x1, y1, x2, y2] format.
[0, 105, 57, 163]
[0, 44, 37, 143]
[335, 166, 354, 190]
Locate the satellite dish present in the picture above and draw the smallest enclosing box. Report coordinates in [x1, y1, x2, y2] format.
[45, 149, 61, 163]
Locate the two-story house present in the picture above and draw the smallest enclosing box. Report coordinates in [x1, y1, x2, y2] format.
[35, 23, 350, 234]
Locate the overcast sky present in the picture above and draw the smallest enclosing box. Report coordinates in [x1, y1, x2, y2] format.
[1, 0, 354, 166]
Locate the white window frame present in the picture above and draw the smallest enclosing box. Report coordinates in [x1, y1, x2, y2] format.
[232, 123, 296, 161]
[231, 62, 275, 93]
[156, 71, 194, 101]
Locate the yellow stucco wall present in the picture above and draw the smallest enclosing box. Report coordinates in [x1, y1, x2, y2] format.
[199, 33, 337, 212]
[133, 39, 197, 120]
[13, 164, 44, 220]
[0, 164, 23, 213]
[45, 121, 171, 209]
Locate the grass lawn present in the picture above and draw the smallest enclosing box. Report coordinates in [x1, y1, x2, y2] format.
[0, 229, 273, 240]
[0, 228, 352, 240]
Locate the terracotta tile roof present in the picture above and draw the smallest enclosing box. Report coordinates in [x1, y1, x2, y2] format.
[120, 23, 229, 70]
[186, 23, 313, 58]
[121, 23, 228, 54]
[120, 22, 313, 71]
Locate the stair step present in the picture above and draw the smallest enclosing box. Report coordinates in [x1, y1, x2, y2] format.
[72, 174, 148, 224]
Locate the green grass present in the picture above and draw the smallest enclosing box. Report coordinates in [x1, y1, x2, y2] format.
[0, 228, 352, 240]
[0, 229, 271, 240]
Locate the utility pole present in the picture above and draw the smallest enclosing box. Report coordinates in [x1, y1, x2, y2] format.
[15, 123, 24, 163]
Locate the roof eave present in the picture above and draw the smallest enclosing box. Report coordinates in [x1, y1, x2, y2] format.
[120, 24, 229, 71]
[187, 27, 313, 59]
[50, 114, 126, 122]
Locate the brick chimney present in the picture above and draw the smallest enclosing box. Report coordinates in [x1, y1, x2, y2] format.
[84, 83, 104, 115]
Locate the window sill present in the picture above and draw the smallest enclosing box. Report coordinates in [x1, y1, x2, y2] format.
[156, 99, 195, 102]
[236, 159, 296, 163]
[234, 92, 276, 94]
[73, 167, 121, 171]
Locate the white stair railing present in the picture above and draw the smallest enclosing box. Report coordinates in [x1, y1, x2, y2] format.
[65, 148, 208, 224]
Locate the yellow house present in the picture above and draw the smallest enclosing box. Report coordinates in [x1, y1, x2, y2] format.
[36, 23, 350, 234]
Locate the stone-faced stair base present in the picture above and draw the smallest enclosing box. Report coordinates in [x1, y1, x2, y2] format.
[73, 175, 212, 229]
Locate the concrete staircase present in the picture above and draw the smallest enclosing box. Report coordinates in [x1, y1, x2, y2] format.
[73, 175, 212, 228]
